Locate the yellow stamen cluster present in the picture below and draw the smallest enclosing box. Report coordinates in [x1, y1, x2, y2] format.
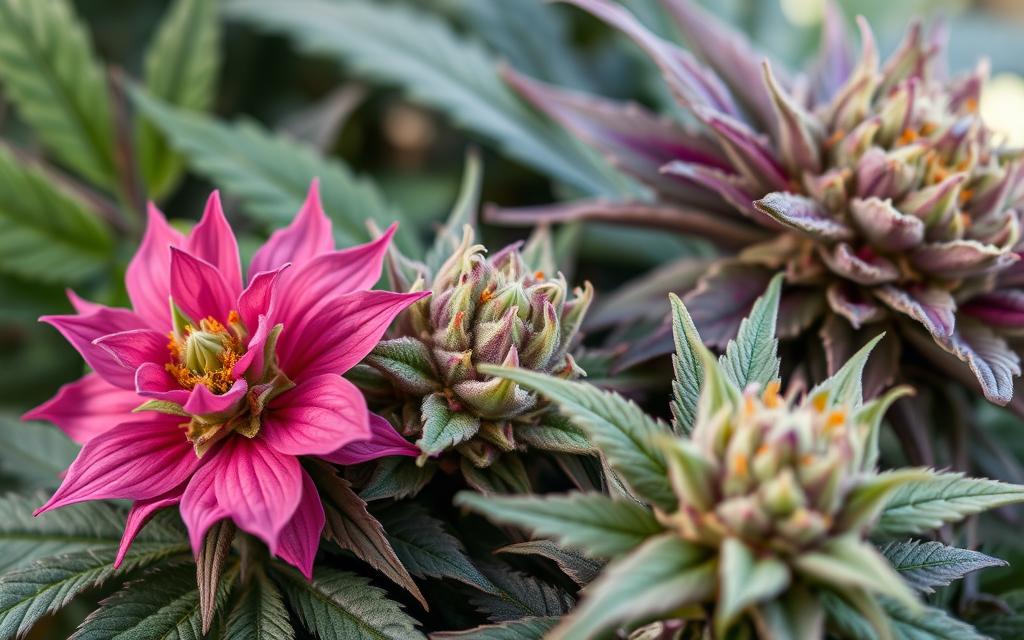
[166, 315, 243, 394]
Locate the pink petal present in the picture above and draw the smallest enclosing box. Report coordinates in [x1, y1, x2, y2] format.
[210, 437, 303, 554]
[182, 378, 248, 417]
[180, 461, 231, 556]
[23, 373, 140, 444]
[93, 329, 168, 372]
[237, 265, 288, 335]
[36, 416, 200, 515]
[126, 204, 185, 328]
[277, 290, 430, 381]
[274, 470, 325, 580]
[321, 413, 419, 465]
[170, 247, 235, 323]
[186, 192, 243, 298]
[41, 307, 149, 389]
[275, 225, 397, 330]
[261, 374, 370, 457]
[136, 362, 190, 404]
[232, 313, 272, 380]
[115, 487, 183, 567]
[250, 180, 334, 277]
[66, 289, 106, 315]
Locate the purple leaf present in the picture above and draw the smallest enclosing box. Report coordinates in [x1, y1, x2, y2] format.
[911, 240, 1018, 278]
[934, 320, 1021, 405]
[819, 243, 900, 285]
[874, 284, 956, 338]
[504, 67, 731, 203]
[826, 282, 886, 329]
[762, 61, 822, 173]
[849, 197, 924, 251]
[754, 192, 854, 241]
[682, 262, 775, 348]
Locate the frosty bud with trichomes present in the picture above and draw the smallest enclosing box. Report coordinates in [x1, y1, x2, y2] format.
[354, 155, 594, 491]
[458, 275, 1024, 639]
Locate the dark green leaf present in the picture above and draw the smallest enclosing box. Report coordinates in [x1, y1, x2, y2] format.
[0, 0, 116, 186]
[0, 493, 183, 573]
[71, 562, 238, 640]
[374, 502, 496, 595]
[496, 541, 602, 586]
[470, 564, 573, 623]
[310, 462, 424, 607]
[0, 417, 79, 488]
[0, 544, 189, 638]
[138, 0, 221, 197]
[0, 147, 112, 283]
[224, 569, 294, 640]
[274, 566, 425, 640]
[222, 0, 627, 196]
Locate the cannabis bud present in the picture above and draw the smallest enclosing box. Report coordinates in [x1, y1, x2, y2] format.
[366, 225, 592, 469]
[459, 283, 1024, 639]
[497, 0, 1024, 409]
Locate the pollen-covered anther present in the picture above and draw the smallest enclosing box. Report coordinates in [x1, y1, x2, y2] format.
[166, 313, 244, 394]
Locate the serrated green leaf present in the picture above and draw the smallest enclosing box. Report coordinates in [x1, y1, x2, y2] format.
[0, 492, 184, 573]
[470, 563, 574, 623]
[496, 541, 602, 586]
[718, 273, 782, 391]
[0, 147, 112, 284]
[358, 458, 435, 503]
[551, 533, 714, 640]
[309, 462, 425, 608]
[513, 412, 591, 454]
[129, 86, 417, 252]
[221, 0, 626, 196]
[810, 333, 886, 410]
[455, 492, 662, 559]
[478, 365, 675, 511]
[138, 0, 221, 198]
[0, 417, 79, 488]
[71, 562, 238, 640]
[0, 543, 189, 638]
[364, 338, 440, 397]
[668, 293, 704, 435]
[971, 589, 1024, 640]
[717, 537, 790, 637]
[432, 616, 558, 640]
[374, 502, 496, 595]
[274, 566, 425, 640]
[875, 472, 1024, 536]
[0, 0, 116, 187]
[417, 393, 481, 457]
[880, 540, 1006, 594]
[225, 569, 294, 640]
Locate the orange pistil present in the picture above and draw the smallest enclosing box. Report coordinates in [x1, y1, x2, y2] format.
[898, 128, 918, 145]
[762, 380, 782, 408]
[533, 271, 545, 280]
[479, 288, 494, 303]
[824, 128, 845, 149]
[824, 409, 847, 432]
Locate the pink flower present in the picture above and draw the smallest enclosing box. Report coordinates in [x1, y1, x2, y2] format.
[25, 182, 425, 579]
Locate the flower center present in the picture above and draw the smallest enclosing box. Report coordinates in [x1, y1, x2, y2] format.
[166, 311, 245, 394]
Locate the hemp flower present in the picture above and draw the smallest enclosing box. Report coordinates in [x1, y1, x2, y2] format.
[26, 183, 424, 578]
[500, 0, 1024, 407]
